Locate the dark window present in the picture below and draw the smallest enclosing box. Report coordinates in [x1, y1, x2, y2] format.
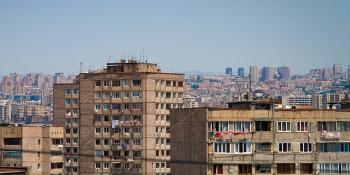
[277, 164, 295, 174]
[213, 164, 223, 174]
[104, 116, 109, 121]
[255, 164, 271, 174]
[95, 80, 101, 86]
[256, 143, 271, 152]
[178, 81, 183, 87]
[132, 80, 141, 86]
[51, 162, 63, 169]
[300, 163, 313, 174]
[112, 80, 121, 86]
[239, 164, 252, 174]
[318, 122, 336, 131]
[4, 138, 21, 145]
[255, 121, 271, 131]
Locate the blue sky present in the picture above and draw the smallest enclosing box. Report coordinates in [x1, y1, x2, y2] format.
[0, 0, 349, 75]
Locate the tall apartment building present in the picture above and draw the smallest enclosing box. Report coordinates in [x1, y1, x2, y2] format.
[312, 93, 346, 109]
[170, 101, 350, 175]
[249, 66, 259, 83]
[333, 64, 343, 76]
[261, 66, 276, 81]
[0, 100, 12, 123]
[225, 67, 232, 75]
[277, 66, 291, 81]
[53, 60, 184, 175]
[0, 124, 64, 175]
[238, 68, 244, 78]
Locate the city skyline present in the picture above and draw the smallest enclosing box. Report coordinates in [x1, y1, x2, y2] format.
[1, 0, 350, 75]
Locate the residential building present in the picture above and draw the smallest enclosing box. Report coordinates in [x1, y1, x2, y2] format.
[282, 95, 312, 107]
[225, 67, 232, 75]
[0, 125, 64, 175]
[0, 100, 12, 123]
[249, 66, 259, 83]
[312, 93, 346, 109]
[53, 59, 184, 175]
[333, 64, 342, 77]
[277, 66, 291, 81]
[170, 101, 350, 175]
[238, 68, 244, 78]
[261, 67, 275, 81]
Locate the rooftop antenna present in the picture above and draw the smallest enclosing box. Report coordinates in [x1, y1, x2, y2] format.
[80, 62, 83, 73]
[142, 49, 145, 60]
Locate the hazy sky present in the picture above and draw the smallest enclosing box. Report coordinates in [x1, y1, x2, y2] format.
[0, 0, 349, 75]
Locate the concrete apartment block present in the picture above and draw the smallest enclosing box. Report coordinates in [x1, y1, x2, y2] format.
[53, 60, 184, 175]
[170, 101, 350, 175]
[0, 125, 64, 175]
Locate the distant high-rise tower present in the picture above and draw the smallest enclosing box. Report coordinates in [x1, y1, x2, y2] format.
[322, 68, 332, 81]
[277, 66, 291, 80]
[238, 67, 244, 78]
[333, 64, 342, 76]
[249, 66, 259, 83]
[348, 65, 350, 80]
[262, 66, 276, 81]
[226, 67, 233, 75]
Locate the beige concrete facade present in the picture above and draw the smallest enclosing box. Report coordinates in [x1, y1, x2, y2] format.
[53, 60, 184, 175]
[0, 125, 64, 175]
[170, 106, 350, 175]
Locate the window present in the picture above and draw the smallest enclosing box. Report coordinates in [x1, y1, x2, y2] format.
[104, 115, 109, 122]
[95, 104, 101, 110]
[255, 164, 271, 174]
[166, 92, 171, 98]
[300, 163, 313, 174]
[318, 142, 350, 152]
[95, 151, 103, 157]
[132, 80, 141, 86]
[3, 151, 21, 158]
[123, 80, 129, 87]
[178, 81, 183, 87]
[112, 103, 121, 110]
[103, 92, 109, 99]
[255, 121, 271, 131]
[112, 92, 120, 98]
[73, 128, 78, 133]
[51, 162, 63, 169]
[103, 104, 110, 110]
[65, 99, 71, 105]
[213, 142, 230, 153]
[277, 121, 291, 132]
[213, 164, 223, 175]
[255, 143, 271, 152]
[337, 122, 350, 131]
[210, 121, 229, 132]
[234, 121, 251, 132]
[95, 139, 101, 145]
[132, 103, 142, 110]
[166, 81, 171, 87]
[73, 89, 78, 95]
[95, 128, 101, 133]
[103, 162, 109, 169]
[65, 89, 71, 95]
[277, 164, 295, 174]
[123, 92, 129, 98]
[95, 80, 101, 87]
[95, 92, 101, 99]
[278, 143, 291, 152]
[112, 80, 120, 86]
[300, 143, 312, 152]
[340, 142, 350, 152]
[317, 163, 349, 174]
[318, 122, 336, 131]
[297, 122, 309, 132]
[132, 91, 141, 97]
[103, 80, 109, 87]
[234, 142, 252, 154]
[95, 162, 101, 169]
[38, 139, 41, 145]
[239, 164, 252, 174]
[4, 138, 21, 145]
[103, 127, 109, 134]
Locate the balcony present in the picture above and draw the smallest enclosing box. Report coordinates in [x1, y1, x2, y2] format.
[320, 131, 341, 141]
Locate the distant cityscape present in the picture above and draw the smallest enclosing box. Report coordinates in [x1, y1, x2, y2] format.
[1, 64, 349, 125]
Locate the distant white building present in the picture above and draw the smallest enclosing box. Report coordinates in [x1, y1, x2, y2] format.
[282, 95, 312, 107]
[183, 95, 199, 108]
